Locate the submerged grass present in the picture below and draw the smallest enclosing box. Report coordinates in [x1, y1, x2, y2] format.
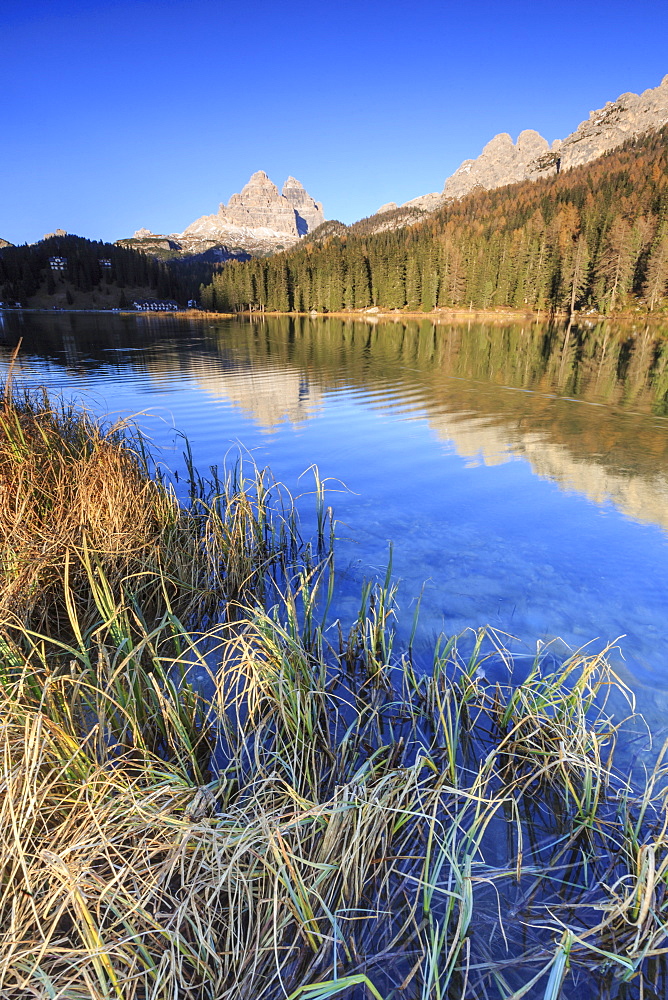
[0, 388, 667, 999]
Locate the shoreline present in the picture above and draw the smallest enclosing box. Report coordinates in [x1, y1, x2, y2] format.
[196, 305, 668, 329]
[3, 305, 667, 330]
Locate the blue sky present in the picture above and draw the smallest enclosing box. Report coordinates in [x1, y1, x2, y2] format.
[2, 0, 667, 245]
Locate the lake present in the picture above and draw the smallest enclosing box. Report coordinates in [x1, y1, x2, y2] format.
[2, 310, 668, 731]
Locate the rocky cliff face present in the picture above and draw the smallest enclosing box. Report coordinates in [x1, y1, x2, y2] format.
[386, 74, 668, 215]
[128, 170, 326, 257]
[175, 217, 301, 256]
[213, 171, 302, 235]
[182, 170, 324, 243]
[0, 238, 13, 249]
[282, 176, 325, 235]
[552, 74, 668, 172]
[442, 129, 552, 199]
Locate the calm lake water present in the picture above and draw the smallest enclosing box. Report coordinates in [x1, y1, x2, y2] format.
[3, 310, 668, 729]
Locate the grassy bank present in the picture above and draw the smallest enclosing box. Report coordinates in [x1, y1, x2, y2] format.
[1, 389, 667, 1000]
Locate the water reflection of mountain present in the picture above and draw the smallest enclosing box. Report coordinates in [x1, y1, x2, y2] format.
[195, 317, 668, 531]
[3, 312, 668, 530]
[0, 314, 325, 430]
[148, 356, 324, 429]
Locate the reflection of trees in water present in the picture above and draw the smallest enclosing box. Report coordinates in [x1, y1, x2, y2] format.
[200, 317, 668, 523]
[3, 312, 668, 522]
[209, 314, 668, 414]
[0, 311, 195, 370]
[5, 313, 667, 420]
[204, 316, 660, 402]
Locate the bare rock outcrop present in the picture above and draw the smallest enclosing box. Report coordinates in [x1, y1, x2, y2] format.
[177, 215, 302, 256]
[282, 176, 325, 235]
[551, 74, 668, 172]
[126, 171, 325, 259]
[402, 191, 446, 212]
[0, 238, 13, 249]
[443, 129, 550, 199]
[376, 73, 668, 222]
[441, 76, 668, 202]
[177, 171, 325, 253]
[216, 171, 301, 235]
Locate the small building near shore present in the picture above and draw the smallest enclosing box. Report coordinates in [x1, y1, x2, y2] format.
[132, 299, 179, 312]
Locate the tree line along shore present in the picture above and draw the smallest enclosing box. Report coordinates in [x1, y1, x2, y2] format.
[3, 129, 668, 323]
[201, 128, 668, 318]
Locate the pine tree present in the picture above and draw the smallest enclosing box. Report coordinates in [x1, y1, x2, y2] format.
[644, 222, 668, 310]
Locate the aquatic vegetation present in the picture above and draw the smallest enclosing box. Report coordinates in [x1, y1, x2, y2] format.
[0, 384, 306, 635]
[0, 390, 666, 999]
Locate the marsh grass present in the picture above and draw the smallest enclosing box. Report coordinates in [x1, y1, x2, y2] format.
[0, 387, 309, 636]
[0, 390, 667, 999]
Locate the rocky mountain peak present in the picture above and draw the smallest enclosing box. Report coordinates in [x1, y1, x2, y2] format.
[382, 74, 668, 221]
[221, 171, 296, 233]
[441, 75, 668, 203]
[231, 170, 279, 202]
[549, 75, 668, 173]
[281, 176, 325, 235]
[175, 170, 326, 253]
[442, 130, 549, 199]
[482, 132, 514, 151]
[516, 129, 550, 155]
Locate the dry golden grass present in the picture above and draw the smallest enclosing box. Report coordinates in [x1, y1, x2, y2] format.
[1, 599, 667, 1000]
[0, 389, 186, 629]
[0, 388, 303, 638]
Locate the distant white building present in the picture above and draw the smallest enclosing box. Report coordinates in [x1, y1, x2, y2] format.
[98, 259, 112, 268]
[48, 256, 67, 271]
[132, 299, 179, 312]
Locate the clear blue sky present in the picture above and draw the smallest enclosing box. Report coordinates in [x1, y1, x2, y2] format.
[2, 0, 667, 245]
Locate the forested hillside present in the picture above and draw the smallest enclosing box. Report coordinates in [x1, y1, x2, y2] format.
[202, 128, 668, 315]
[0, 235, 214, 308]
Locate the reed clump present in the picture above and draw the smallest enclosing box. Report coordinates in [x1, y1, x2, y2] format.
[0, 388, 303, 635]
[0, 390, 667, 1000]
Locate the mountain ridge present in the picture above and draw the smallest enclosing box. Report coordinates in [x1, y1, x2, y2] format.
[389, 73, 668, 214]
[202, 125, 668, 316]
[121, 171, 325, 259]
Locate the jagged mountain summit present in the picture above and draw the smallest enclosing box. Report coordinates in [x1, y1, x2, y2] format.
[184, 171, 324, 240]
[383, 73, 668, 215]
[281, 176, 326, 235]
[441, 129, 553, 201]
[121, 172, 325, 259]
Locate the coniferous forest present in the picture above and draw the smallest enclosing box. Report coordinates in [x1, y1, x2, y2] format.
[201, 128, 668, 315]
[0, 235, 213, 308]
